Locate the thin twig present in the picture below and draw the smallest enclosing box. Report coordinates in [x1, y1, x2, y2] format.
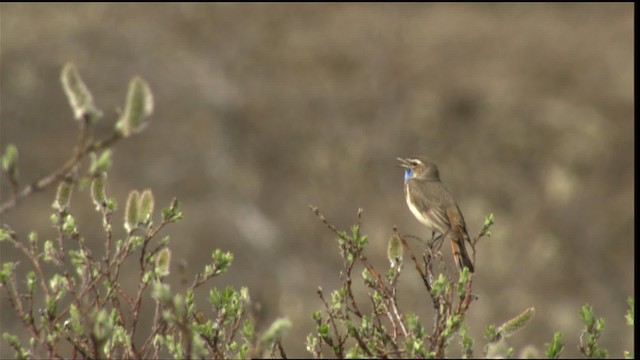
[0, 125, 122, 215]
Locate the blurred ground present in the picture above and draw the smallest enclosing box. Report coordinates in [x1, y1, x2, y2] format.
[0, 3, 634, 358]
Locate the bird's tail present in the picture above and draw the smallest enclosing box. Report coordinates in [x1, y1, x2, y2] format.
[450, 234, 475, 273]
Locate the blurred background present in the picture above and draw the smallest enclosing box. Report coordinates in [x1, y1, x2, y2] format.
[0, 3, 634, 358]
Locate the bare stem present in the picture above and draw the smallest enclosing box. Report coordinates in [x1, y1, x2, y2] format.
[0, 121, 122, 215]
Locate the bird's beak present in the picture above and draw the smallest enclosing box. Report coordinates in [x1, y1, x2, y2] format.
[396, 157, 410, 168]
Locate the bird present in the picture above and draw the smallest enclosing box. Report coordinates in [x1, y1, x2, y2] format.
[397, 156, 475, 273]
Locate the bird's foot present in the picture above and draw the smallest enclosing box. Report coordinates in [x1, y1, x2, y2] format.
[428, 232, 445, 250]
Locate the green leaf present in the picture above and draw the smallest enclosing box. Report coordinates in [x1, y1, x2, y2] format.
[43, 240, 55, 263]
[361, 267, 374, 286]
[3, 332, 29, 359]
[484, 323, 498, 342]
[580, 304, 595, 330]
[49, 274, 67, 297]
[62, 214, 77, 235]
[387, 232, 403, 268]
[2, 144, 18, 179]
[579, 304, 608, 359]
[317, 323, 330, 337]
[306, 334, 320, 354]
[139, 189, 155, 224]
[91, 173, 107, 210]
[209, 288, 223, 308]
[0, 228, 11, 242]
[545, 331, 564, 359]
[497, 307, 535, 339]
[242, 319, 254, 340]
[26, 271, 37, 294]
[480, 213, 495, 237]
[89, 150, 112, 174]
[60, 63, 102, 122]
[626, 297, 634, 326]
[116, 76, 154, 137]
[124, 190, 140, 232]
[239, 287, 250, 302]
[457, 266, 471, 297]
[151, 281, 171, 302]
[92, 308, 113, 342]
[311, 311, 322, 322]
[52, 179, 74, 212]
[431, 273, 447, 297]
[154, 248, 171, 278]
[484, 213, 495, 227]
[459, 324, 474, 359]
[162, 198, 183, 223]
[211, 249, 233, 275]
[331, 289, 344, 311]
[69, 304, 83, 335]
[1, 263, 16, 284]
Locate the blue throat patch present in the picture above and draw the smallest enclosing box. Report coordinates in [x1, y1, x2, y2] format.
[404, 168, 413, 183]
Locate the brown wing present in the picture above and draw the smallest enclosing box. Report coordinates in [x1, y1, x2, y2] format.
[445, 205, 470, 240]
[445, 205, 475, 273]
[407, 179, 475, 272]
[406, 179, 452, 235]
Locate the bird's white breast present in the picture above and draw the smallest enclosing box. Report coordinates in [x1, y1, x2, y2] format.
[405, 190, 436, 230]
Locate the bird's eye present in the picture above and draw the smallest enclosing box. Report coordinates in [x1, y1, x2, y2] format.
[411, 161, 418, 166]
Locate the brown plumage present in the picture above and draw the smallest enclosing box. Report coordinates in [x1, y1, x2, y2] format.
[398, 156, 475, 273]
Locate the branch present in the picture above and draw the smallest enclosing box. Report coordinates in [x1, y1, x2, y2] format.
[0, 119, 122, 215]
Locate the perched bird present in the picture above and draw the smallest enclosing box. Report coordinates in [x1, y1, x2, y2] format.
[397, 156, 475, 273]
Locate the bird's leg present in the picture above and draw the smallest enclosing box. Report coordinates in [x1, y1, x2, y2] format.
[426, 231, 438, 249]
[432, 232, 445, 251]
